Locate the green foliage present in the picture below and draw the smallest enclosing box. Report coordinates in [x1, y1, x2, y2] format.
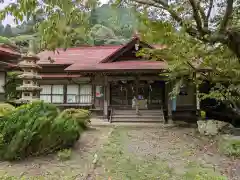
[89, 5, 138, 38]
[183, 169, 227, 180]
[0, 101, 81, 161]
[59, 108, 91, 130]
[0, 2, 138, 48]
[0, 36, 13, 45]
[57, 149, 72, 161]
[136, 17, 240, 102]
[10, 34, 40, 53]
[200, 111, 206, 120]
[88, 24, 129, 45]
[3, 72, 22, 101]
[219, 135, 240, 157]
[0, 103, 15, 117]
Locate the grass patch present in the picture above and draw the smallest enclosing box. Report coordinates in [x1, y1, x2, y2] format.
[218, 135, 240, 157]
[99, 127, 228, 180]
[100, 127, 175, 180]
[57, 149, 72, 161]
[183, 161, 227, 180]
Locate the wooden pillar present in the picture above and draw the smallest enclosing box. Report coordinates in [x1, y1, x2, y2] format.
[63, 84, 67, 104]
[103, 75, 108, 120]
[135, 75, 139, 114]
[164, 81, 168, 123]
[166, 81, 173, 123]
[91, 76, 95, 109]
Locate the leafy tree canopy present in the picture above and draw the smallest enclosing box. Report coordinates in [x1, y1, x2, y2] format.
[121, 0, 240, 59]
[0, 0, 141, 49]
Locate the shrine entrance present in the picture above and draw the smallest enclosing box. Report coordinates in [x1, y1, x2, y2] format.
[110, 80, 165, 110]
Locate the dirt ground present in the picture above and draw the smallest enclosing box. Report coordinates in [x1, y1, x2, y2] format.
[125, 126, 240, 179]
[0, 124, 239, 180]
[0, 127, 112, 179]
[99, 125, 240, 180]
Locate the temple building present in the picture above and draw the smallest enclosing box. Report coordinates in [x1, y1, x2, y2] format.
[35, 36, 202, 122]
[1, 36, 208, 122]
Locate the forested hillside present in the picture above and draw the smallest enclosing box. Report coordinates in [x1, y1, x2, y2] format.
[0, 4, 140, 52]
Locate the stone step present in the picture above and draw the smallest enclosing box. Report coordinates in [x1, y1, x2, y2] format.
[113, 113, 164, 116]
[112, 114, 164, 118]
[111, 117, 164, 122]
[113, 110, 164, 115]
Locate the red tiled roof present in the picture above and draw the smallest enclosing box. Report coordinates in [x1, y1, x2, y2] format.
[40, 74, 81, 78]
[0, 61, 18, 69]
[65, 60, 167, 71]
[0, 46, 20, 56]
[37, 37, 168, 72]
[37, 45, 122, 65]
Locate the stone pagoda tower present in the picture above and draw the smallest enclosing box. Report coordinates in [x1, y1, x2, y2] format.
[16, 40, 42, 103]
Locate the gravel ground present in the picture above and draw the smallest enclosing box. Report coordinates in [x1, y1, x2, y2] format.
[121, 125, 240, 180]
[0, 127, 111, 179]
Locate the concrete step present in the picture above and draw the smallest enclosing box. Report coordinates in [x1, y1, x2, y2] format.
[111, 117, 164, 122]
[113, 110, 164, 115]
[113, 113, 164, 117]
[112, 114, 164, 118]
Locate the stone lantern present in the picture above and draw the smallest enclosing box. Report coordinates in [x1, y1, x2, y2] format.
[16, 40, 42, 103]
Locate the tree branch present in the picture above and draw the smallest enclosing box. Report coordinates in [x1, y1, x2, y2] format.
[188, 0, 204, 34]
[219, 0, 234, 32]
[132, 0, 182, 23]
[207, 0, 214, 20]
[196, 0, 208, 28]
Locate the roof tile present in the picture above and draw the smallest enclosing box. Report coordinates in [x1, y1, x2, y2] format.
[65, 60, 167, 71]
[37, 46, 122, 65]
[0, 46, 20, 56]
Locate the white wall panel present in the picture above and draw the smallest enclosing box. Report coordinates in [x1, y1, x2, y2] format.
[40, 85, 51, 94]
[40, 95, 51, 102]
[67, 85, 79, 94]
[52, 85, 64, 94]
[80, 85, 92, 95]
[79, 85, 92, 103]
[52, 95, 64, 103]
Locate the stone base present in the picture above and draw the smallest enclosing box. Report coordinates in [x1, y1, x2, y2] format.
[14, 98, 41, 104]
[197, 120, 234, 136]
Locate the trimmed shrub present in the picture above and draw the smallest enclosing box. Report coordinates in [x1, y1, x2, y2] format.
[59, 108, 91, 129]
[0, 103, 15, 117]
[0, 101, 81, 161]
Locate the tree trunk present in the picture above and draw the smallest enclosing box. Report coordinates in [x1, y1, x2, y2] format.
[227, 30, 240, 58]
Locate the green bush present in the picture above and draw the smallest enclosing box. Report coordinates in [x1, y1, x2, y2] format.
[0, 103, 15, 117]
[219, 135, 240, 157]
[0, 101, 81, 161]
[59, 108, 91, 130]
